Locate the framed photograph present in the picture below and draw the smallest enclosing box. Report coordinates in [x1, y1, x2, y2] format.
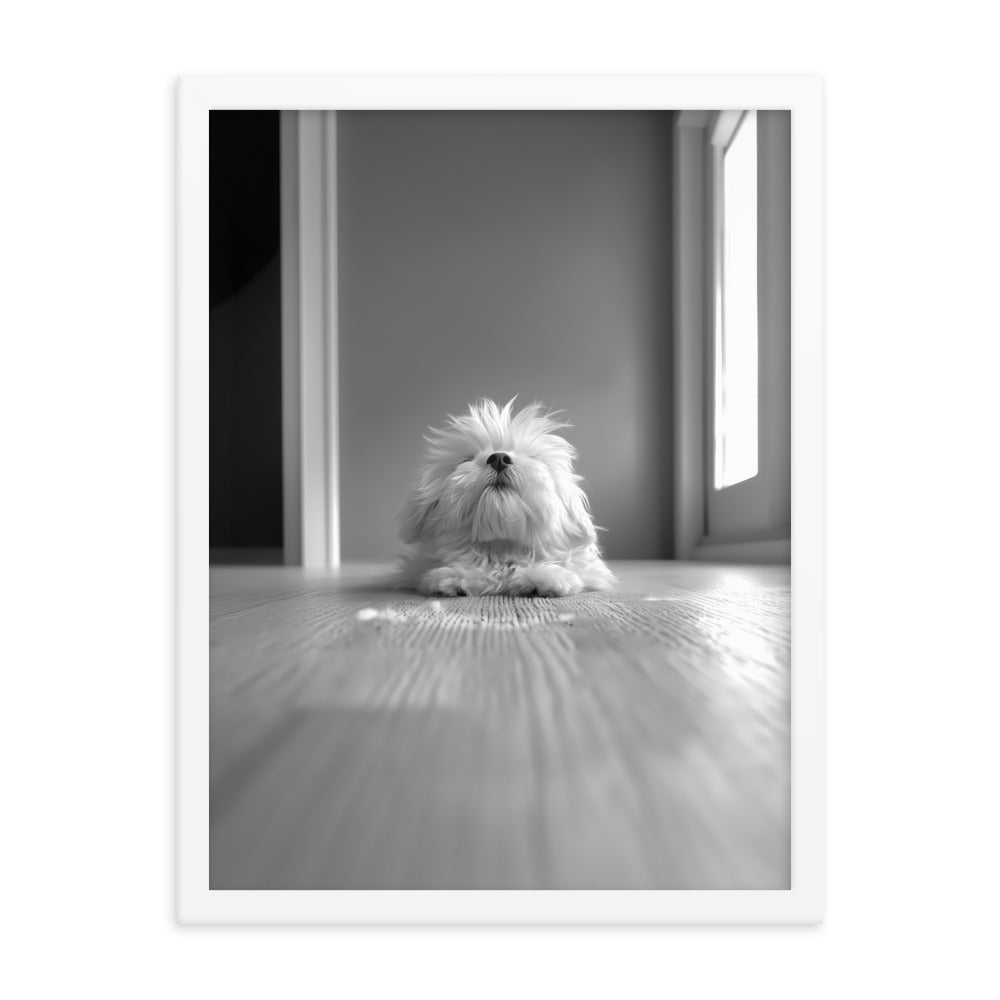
[177, 74, 824, 923]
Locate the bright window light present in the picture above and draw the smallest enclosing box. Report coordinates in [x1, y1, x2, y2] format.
[715, 111, 759, 490]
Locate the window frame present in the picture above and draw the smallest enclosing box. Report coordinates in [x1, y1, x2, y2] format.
[673, 109, 792, 561]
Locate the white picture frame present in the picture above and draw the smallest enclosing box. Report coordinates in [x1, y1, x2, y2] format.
[178, 74, 824, 924]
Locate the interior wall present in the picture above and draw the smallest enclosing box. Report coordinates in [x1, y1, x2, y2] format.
[757, 110, 792, 533]
[337, 111, 674, 561]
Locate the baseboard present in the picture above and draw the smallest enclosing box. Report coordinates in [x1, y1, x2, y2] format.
[693, 536, 791, 564]
[209, 547, 284, 566]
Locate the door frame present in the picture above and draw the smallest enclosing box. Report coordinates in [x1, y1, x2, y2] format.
[280, 110, 341, 568]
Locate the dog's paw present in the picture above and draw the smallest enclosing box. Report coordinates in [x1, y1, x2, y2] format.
[418, 566, 489, 597]
[508, 564, 583, 598]
[579, 557, 616, 592]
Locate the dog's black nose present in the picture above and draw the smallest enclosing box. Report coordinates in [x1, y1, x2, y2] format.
[487, 452, 513, 471]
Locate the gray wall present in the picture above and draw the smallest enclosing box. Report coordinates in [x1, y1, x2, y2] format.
[337, 111, 674, 560]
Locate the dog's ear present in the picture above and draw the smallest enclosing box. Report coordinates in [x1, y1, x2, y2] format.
[558, 479, 598, 549]
[397, 476, 441, 545]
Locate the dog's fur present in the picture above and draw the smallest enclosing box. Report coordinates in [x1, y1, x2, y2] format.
[397, 399, 615, 597]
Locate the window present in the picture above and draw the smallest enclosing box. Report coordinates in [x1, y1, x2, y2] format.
[714, 111, 758, 490]
[673, 109, 791, 559]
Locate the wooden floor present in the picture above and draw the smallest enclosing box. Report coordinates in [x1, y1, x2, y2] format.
[210, 561, 790, 889]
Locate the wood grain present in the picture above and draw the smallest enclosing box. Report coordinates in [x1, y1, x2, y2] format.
[210, 561, 790, 889]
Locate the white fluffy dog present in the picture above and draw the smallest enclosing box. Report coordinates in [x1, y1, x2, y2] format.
[397, 399, 615, 597]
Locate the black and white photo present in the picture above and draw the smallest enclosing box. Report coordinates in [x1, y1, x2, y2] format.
[179, 75, 824, 922]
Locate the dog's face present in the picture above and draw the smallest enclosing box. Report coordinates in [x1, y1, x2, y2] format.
[399, 400, 597, 556]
